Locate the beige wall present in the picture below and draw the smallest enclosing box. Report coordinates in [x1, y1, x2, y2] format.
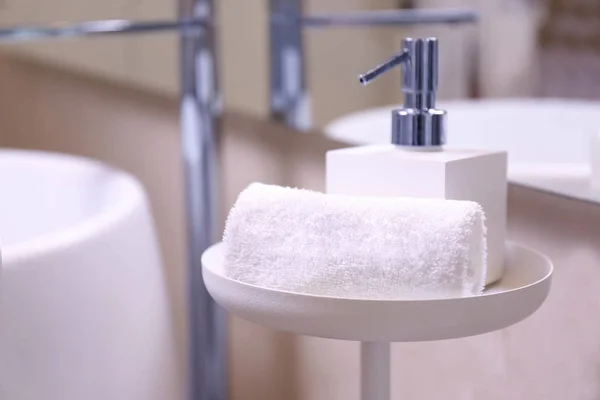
[0, 0, 178, 96]
[1, 54, 600, 400]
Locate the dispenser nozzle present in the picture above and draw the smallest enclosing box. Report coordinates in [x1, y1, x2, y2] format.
[358, 50, 410, 85]
[358, 37, 447, 147]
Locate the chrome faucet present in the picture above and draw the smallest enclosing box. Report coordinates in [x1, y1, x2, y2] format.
[0, 1, 225, 400]
[269, 0, 478, 131]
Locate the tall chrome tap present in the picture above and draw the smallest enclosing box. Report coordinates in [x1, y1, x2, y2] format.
[0, 2, 225, 400]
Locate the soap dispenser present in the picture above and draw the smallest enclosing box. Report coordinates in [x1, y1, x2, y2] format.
[326, 37, 508, 284]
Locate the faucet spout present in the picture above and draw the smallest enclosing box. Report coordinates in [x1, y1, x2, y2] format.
[359, 50, 410, 86]
[302, 9, 478, 28]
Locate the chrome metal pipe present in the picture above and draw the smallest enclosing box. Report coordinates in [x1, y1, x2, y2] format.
[270, 0, 309, 130]
[284, 9, 478, 28]
[358, 50, 410, 85]
[0, 19, 206, 43]
[179, 3, 227, 400]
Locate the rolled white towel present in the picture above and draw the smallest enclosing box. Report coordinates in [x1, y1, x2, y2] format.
[223, 183, 487, 300]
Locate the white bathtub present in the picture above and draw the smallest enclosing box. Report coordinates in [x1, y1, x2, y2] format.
[325, 98, 600, 203]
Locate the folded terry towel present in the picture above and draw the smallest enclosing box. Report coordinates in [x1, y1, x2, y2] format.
[223, 183, 487, 300]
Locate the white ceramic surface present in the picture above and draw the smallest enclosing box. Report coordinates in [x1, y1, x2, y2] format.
[324, 99, 600, 204]
[0, 149, 178, 400]
[202, 241, 552, 343]
[592, 132, 600, 190]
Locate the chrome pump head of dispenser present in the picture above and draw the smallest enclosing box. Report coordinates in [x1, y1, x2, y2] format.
[359, 37, 447, 147]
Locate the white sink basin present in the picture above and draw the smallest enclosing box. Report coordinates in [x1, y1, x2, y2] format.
[325, 99, 600, 203]
[0, 149, 178, 400]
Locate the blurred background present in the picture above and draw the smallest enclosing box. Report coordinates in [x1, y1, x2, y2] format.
[1, 0, 594, 125]
[1, 1, 600, 400]
[0, 0, 556, 125]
